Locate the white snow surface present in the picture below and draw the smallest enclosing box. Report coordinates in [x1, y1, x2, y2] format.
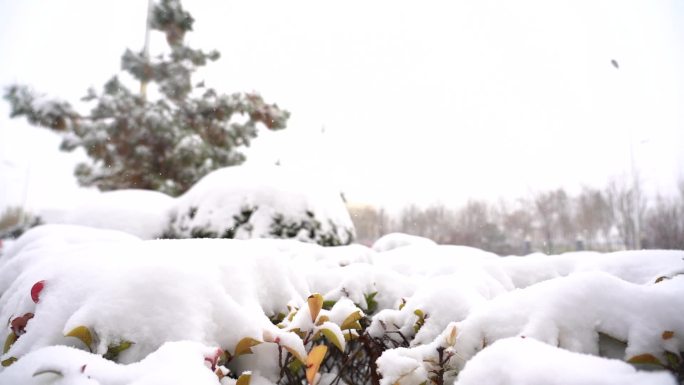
[372, 232, 437, 252]
[40, 189, 175, 239]
[1, 225, 682, 385]
[455, 337, 677, 385]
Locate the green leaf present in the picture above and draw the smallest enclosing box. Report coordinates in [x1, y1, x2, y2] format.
[364, 292, 378, 314]
[65, 326, 94, 351]
[3, 333, 17, 354]
[103, 340, 133, 361]
[665, 351, 681, 368]
[288, 358, 303, 374]
[413, 309, 427, 334]
[319, 326, 345, 352]
[322, 300, 336, 310]
[284, 346, 306, 364]
[1, 357, 17, 367]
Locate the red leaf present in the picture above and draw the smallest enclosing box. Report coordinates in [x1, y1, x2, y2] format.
[31, 281, 45, 304]
[10, 313, 34, 336]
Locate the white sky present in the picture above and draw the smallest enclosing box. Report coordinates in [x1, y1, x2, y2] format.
[0, 0, 683, 212]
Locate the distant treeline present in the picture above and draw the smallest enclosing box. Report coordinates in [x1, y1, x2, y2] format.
[350, 178, 684, 255]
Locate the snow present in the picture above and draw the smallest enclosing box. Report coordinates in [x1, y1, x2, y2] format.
[166, 165, 355, 245]
[1, 223, 682, 385]
[372, 233, 437, 252]
[0, 341, 226, 385]
[29, 165, 355, 245]
[40, 190, 175, 240]
[455, 337, 677, 385]
[450, 271, 684, 362]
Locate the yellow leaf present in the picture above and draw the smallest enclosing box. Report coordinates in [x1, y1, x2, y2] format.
[1, 357, 17, 367]
[628, 353, 663, 366]
[234, 337, 262, 357]
[236, 372, 251, 385]
[287, 309, 298, 322]
[308, 294, 324, 323]
[446, 325, 458, 346]
[65, 326, 94, 350]
[343, 330, 359, 341]
[289, 328, 306, 339]
[306, 345, 327, 385]
[319, 327, 345, 352]
[3, 333, 17, 354]
[662, 331, 675, 340]
[340, 311, 363, 330]
[315, 315, 330, 327]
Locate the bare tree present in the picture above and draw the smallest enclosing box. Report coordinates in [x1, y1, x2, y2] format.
[643, 182, 684, 249]
[533, 189, 574, 254]
[348, 204, 390, 246]
[606, 176, 646, 249]
[574, 187, 612, 250]
[501, 199, 535, 255]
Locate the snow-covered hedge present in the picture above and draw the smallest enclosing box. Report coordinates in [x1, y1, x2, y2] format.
[35, 165, 355, 245]
[1, 226, 682, 385]
[163, 166, 355, 246]
[41, 190, 175, 240]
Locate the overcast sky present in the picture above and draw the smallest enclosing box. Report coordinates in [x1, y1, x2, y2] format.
[1, 0, 683, 212]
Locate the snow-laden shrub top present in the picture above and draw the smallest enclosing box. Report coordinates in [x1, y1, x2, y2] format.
[164, 165, 355, 246]
[0, 225, 682, 385]
[41, 190, 175, 240]
[33, 165, 356, 245]
[371, 233, 437, 252]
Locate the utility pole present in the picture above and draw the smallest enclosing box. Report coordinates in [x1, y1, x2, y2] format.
[140, 0, 153, 100]
[612, 58, 641, 249]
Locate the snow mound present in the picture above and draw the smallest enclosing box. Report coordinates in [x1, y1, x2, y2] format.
[41, 190, 175, 239]
[0, 341, 225, 385]
[372, 233, 437, 252]
[0, 237, 310, 364]
[165, 165, 355, 246]
[452, 271, 684, 362]
[2, 225, 683, 384]
[455, 337, 676, 385]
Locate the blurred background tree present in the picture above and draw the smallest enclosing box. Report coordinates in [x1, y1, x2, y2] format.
[3, 0, 289, 196]
[350, 178, 684, 254]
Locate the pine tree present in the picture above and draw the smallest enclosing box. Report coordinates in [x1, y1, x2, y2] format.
[3, 0, 289, 196]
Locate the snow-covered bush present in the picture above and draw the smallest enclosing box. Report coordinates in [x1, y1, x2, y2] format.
[1, 225, 682, 385]
[0, 206, 43, 240]
[163, 165, 355, 246]
[41, 190, 175, 240]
